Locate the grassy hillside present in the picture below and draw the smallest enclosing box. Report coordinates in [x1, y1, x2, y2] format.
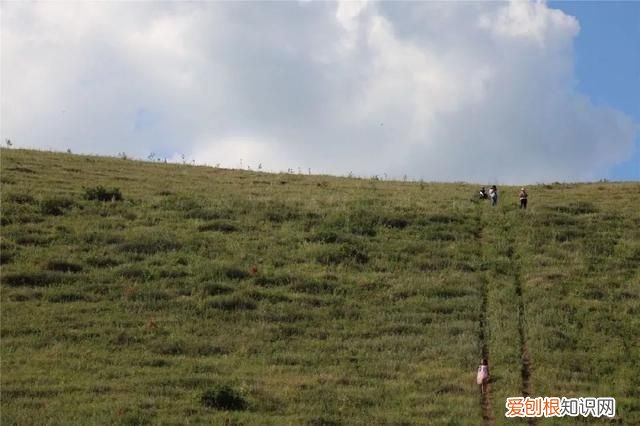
[1, 148, 639, 425]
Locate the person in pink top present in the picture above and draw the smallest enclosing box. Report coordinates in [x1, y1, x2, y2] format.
[477, 358, 489, 393]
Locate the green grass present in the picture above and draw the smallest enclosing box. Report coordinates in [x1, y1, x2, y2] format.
[1, 148, 639, 425]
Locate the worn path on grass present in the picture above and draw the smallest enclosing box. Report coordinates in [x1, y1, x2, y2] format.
[509, 237, 536, 426]
[475, 208, 495, 426]
[478, 206, 537, 425]
[500, 216, 536, 426]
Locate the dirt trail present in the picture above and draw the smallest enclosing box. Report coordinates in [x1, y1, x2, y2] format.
[479, 211, 536, 426]
[504, 230, 536, 426]
[476, 213, 495, 426]
[513, 269, 536, 426]
[479, 275, 494, 425]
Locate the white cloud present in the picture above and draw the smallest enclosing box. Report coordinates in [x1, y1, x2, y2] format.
[479, 0, 579, 47]
[1, 1, 636, 183]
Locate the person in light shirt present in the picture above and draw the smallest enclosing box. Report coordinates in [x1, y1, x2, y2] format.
[477, 358, 489, 393]
[519, 187, 528, 209]
[489, 185, 498, 206]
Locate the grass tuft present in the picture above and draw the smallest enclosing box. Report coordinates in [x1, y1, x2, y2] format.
[316, 243, 369, 265]
[3, 271, 67, 287]
[40, 197, 75, 216]
[197, 221, 239, 233]
[224, 267, 250, 280]
[202, 282, 234, 296]
[553, 201, 599, 215]
[45, 260, 83, 273]
[5, 193, 36, 204]
[254, 274, 294, 287]
[83, 185, 123, 202]
[208, 294, 257, 311]
[200, 386, 248, 411]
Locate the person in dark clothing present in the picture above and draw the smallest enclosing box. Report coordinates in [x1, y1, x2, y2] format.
[479, 187, 488, 200]
[519, 187, 528, 209]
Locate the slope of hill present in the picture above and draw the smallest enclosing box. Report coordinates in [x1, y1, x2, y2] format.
[1, 148, 639, 425]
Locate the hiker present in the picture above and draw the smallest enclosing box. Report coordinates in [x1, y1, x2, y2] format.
[519, 187, 528, 209]
[477, 359, 489, 393]
[489, 185, 498, 206]
[479, 187, 488, 200]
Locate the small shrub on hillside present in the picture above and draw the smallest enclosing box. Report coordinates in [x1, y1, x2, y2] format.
[307, 417, 340, 426]
[118, 236, 181, 255]
[47, 292, 87, 303]
[0, 250, 15, 264]
[120, 411, 151, 426]
[153, 339, 186, 356]
[6, 165, 36, 174]
[346, 209, 379, 236]
[380, 215, 410, 229]
[40, 197, 75, 216]
[316, 243, 369, 265]
[291, 278, 338, 295]
[0, 239, 17, 265]
[109, 331, 142, 346]
[303, 211, 322, 229]
[83, 231, 125, 245]
[254, 274, 293, 287]
[553, 228, 585, 242]
[9, 293, 38, 302]
[245, 288, 290, 303]
[306, 229, 352, 244]
[224, 267, 250, 280]
[420, 229, 456, 241]
[536, 213, 577, 227]
[202, 282, 234, 296]
[86, 255, 121, 268]
[152, 338, 226, 357]
[420, 213, 464, 225]
[185, 208, 220, 220]
[553, 201, 598, 215]
[200, 386, 248, 411]
[117, 265, 150, 280]
[45, 260, 83, 273]
[159, 196, 202, 212]
[127, 289, 171, 304]
[13, 233, 50, 246]
[141, 359, 172, 368]
[208, 294, 257, 311]
[544, 329, 577, 351]
[418, 257, 450, 272]
[6, 193, 35, 204]
[584, 235, 617, 257]
[156, 268, 189, 279]
[427, 288, 473, 299]
[3, 271, 67, 287]
[262, 201, 301, 223]
[8, 291, 42, 302]
[83, 185, 123, 202]
[198, 221, 239, 233]
[1, 203, 44, 225]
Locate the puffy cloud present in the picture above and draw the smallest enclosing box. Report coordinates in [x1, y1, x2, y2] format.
[1, 1, 635, 182]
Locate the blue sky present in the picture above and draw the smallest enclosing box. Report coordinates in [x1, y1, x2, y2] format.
[1, 1, 638, 183]
[552, 1, 639, 180]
